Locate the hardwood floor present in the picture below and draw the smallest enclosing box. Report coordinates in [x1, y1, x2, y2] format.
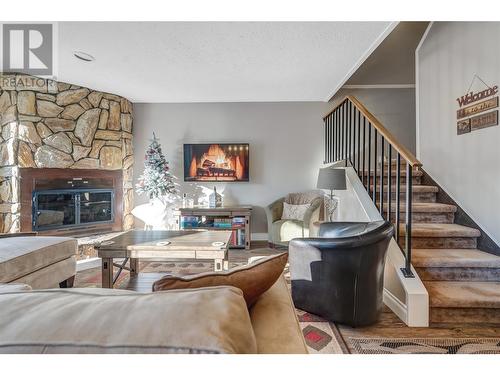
[337, 307, 500, 353]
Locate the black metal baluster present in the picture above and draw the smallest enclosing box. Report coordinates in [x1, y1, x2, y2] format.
[362, 118, 366, 188]
[380, 138, 385, 215]
[346, 102, 350, 166]
[326, 115, 329, 163]
[357, 110, 361, 175]
[336, 109, 339, 161]
[352, 107, 359, 173]
[373, 130, 378, 203]
[387, 145, 392, 223]
[402, 163, 415, 278]
[332, 114, 336, 163]
[367, 125, 372, 195]
[395, 154, 401, 243]
[324, 118, 327, 163]
[343, 102, 347, 163]
[340, 105, 343, 161]
[349, 102, 354, 165]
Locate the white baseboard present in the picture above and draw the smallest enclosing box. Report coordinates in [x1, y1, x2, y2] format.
[251, 233, 268, 241]
[383, 288, 407, 324]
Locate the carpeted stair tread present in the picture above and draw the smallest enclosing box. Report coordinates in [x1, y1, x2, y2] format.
[399, 223, 481, 238]
[383, 202, 456, 213]
[361, 169, 423, 177]
[413, 249, 500, 268]
[369, 185, 438, 193]
[425, 281, 500, 308]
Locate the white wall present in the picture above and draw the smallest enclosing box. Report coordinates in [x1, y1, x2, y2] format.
[133, 102, 330, 234]
[329, 87, 416, 154]
[417, 22, 500, 245]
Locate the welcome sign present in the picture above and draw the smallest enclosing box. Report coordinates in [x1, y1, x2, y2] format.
[456, 77, 499, 135]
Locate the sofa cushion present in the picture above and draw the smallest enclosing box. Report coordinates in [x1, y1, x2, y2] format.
[250, 275, 308, 354]
[0, 283, 32, 293]
[153, 252, 288, 306]
[0, 236, 77, 283]
[281, 202, 310, 221]
[272, 219, 307, 243]
[0, 286, 257, 354]
[12, 256, 76, 289]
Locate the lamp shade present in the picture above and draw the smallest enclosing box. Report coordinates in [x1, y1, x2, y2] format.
[317, 168, 346, 190]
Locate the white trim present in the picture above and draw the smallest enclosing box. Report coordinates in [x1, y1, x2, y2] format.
[415, 22, 434, 160]
[325, 21, 399, 101]
[251, 233, 268, 241]
[383, 288, 408, 323]
[76, 257, 101, 271]
[342, 84, 415, 89]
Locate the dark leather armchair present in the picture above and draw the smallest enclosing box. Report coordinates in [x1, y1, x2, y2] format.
[289, 221, 394, 327]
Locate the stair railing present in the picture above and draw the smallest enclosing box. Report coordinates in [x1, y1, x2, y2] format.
[323, 95, 422, 278]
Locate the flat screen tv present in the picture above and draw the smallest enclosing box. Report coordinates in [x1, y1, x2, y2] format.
[183, 143, 249, 182]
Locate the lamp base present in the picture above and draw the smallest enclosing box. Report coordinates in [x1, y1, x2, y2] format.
[325, 192, 340, 221]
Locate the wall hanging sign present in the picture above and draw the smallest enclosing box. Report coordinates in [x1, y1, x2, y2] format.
[456, 75, 498, 135]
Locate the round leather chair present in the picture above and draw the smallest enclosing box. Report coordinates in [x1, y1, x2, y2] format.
[289, 221, 394, 327]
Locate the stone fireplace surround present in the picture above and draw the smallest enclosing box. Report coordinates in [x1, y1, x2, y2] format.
[0, 74, 134, 234]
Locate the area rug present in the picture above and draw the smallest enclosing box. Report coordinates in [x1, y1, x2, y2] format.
[75, 259, 344, 354]
[348, 337, 500, 354]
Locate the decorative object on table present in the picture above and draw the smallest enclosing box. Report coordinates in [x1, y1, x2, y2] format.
[133, 133, 179, 229]
[289, 221, 394, 327]
[209, 186, 222, 208]
[316, 167, 346, 221]
[265, 191, 323, 248]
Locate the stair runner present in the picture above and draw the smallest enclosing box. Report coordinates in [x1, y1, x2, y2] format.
[366, 161, 500, 324]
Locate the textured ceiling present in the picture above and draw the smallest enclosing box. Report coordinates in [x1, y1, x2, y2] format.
[58, 22, 393, 103]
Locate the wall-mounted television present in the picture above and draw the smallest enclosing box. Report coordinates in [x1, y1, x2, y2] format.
[183, 143, 249, 182]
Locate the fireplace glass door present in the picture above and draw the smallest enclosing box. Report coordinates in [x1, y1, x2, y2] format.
[80, 191, 113, 224]
[33, 189, 114, 230]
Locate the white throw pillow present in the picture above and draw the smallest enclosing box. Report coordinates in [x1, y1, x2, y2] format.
[281, 202, 310, 221]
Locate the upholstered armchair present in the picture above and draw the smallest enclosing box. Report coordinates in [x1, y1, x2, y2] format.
[288, 221, 394, 327]
[265, 191, 323, 248]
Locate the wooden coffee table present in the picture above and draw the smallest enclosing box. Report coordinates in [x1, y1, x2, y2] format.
[96, 230, 232, 288]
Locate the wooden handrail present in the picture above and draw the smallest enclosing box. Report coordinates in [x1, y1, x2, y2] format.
[323, 95, 422, 167]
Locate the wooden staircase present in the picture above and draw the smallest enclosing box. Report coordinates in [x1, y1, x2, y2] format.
[371, 162, 500, 324]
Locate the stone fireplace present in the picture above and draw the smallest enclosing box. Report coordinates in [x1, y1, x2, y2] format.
[0, 74, 134, 234]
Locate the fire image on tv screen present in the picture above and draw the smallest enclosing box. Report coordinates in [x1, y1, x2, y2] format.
[183, 143, 249, 182]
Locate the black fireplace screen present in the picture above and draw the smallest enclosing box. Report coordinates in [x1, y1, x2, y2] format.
[32, 189, 114, 230]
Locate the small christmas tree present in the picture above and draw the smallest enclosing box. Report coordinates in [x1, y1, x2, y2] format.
[136, 133, 177, 200]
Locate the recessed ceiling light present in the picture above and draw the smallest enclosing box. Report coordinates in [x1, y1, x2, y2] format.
[73, 51, 95, 62]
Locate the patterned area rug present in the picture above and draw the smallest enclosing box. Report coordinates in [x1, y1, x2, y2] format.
[75, 259, 344, 354]
[348, 337, 500, 354]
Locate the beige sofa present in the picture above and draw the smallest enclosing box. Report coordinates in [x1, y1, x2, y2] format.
[0, 274, 308, 354]
[0, 233, 77, 289]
